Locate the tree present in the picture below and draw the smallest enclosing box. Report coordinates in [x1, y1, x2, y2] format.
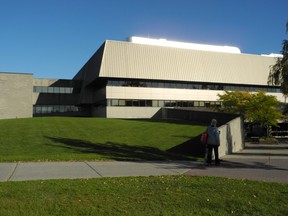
[216, 91, 283, 134]
[268, 21, 288, 96]
[245, 91, 283, 128]
[216, 90, 251, 116]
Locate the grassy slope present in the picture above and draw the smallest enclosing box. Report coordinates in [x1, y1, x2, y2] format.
[0, 176, 287, 216]
[0, 117, 205, 162]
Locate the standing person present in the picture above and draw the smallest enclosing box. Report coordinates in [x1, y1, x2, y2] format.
[206, 119, 220, 166]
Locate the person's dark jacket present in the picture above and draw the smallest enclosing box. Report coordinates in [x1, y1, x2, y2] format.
[206, 125, 220, 146]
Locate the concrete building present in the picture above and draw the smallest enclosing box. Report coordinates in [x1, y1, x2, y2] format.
[0, 72, 33, 119]
[0, 37, 283, 119]
[73, 37, 282, 118]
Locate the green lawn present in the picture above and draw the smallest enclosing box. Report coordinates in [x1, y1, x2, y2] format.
[1, 118, 287, 216]
[0, 117, 205, 162]
[0, 176, 287, 216]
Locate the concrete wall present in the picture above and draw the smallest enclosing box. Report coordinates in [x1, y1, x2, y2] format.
[0, 73, 33, 119]
[161, 108, 244, 157]
[107, 107, 162, 118]
[33, 78, 79, 105]
[218, 117, 245, 157]
[162, 108, 239, 126]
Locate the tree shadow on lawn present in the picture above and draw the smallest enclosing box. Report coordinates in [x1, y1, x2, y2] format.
[45, 136, 201, 161]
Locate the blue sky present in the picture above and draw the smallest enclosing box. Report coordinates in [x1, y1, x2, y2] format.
[0, 0, 287, 79]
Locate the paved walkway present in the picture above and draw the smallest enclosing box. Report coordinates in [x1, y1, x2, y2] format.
[185, 143, 288, 184]
[0, 143, 287, 184]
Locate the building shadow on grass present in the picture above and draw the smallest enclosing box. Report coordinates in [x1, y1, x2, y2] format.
[167, 134, 206, 158]
[45, 136, 199, 161]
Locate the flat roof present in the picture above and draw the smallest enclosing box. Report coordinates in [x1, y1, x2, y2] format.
[127, 36, 241, 54]
[0, 71, 33, 76]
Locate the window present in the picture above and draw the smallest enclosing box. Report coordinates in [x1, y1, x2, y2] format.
[33, 86, 74, 94]
[132, 100, 140, 106]
[33, 105, 80, 114]
[158, 101, 164, 107]
[106, 99, 224, 109]
[139, 100, 146, 106]
[146, 100, 152, 107]
[111, 99, 118, 106]
[152, 101, 158, 107]
[106, 79, 280, 93]
[119, 100, 125, 106]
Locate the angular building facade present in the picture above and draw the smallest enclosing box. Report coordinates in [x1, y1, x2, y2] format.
[72, 37, 283, 118]
[0, 37, 283, 119]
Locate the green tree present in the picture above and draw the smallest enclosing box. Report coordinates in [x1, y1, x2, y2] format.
[245, 91, 283, 128]
[217, 91, 283, 135]
[268, 20, 288, 95]
[217, 90, 251, 116]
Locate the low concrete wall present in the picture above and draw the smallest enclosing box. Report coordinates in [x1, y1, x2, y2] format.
[160, 108, 239, 126]
[160, 108, 244, 157]
[107, 107, 162, 118]
[218, 117, 245, 157]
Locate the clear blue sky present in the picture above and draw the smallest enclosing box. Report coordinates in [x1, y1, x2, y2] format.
[0, 0, 287, 79]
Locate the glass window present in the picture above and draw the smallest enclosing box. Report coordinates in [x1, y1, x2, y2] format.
[60, 87, 65, 94]
[164, 82, 171, 88]
[34, 106, 40, 114]
[119, 100, 125, 106]
[126, 100, 132, 106]
[53, 87, 60, 93]
[176, 101, 182, 107]
[186, 84, 193, 89]
[41, 106, 47, 113]
[199, 101, 205, 107]
[182, 101, 188, 107]
[33, 86, 40, 93]
[39, 86, 47, 93]
[132, 100, 139, 106]
[111, 99, 118, 106]
[170, 83, 176, 88]
[205, 102, 210, 107]
[164, 101, 170, 107]
[146, 100, 152, 107]
[152, 100, 158, 107]
[59, 105, 65, 112]
[146, 82, 152, 87]
[54, 105, 60, 112]
[187, 101, 194, 107]
[170, 101, 176, 107]
[139, 100, 146, 106]
[151, 82, 158, 88]
[158, 101, 164, 107]
[46, 87, 50, 93]
[158, 82, 165, 88]
[47, 105, 53, 113]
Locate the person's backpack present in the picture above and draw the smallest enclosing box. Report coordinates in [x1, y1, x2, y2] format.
[201, 131, 208, 144]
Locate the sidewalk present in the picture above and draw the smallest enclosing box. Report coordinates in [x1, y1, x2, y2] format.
[185, 143, 288, 184]
[0, 143, 287, 184]
[0, 161, 198, 182]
